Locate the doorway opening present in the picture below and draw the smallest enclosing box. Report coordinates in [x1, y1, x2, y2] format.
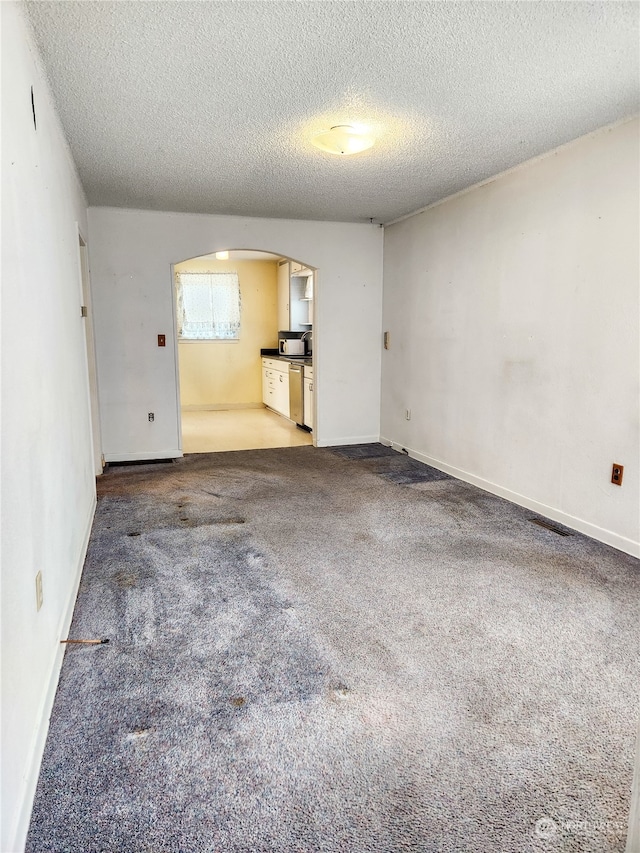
[172, 250, 316, 454]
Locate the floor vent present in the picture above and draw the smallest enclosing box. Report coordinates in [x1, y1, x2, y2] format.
[107, 458, 176, 468]
[530, 517, 573, 536]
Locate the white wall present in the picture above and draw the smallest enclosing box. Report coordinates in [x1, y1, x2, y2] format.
[87, 208, 383, 458]
[1, 4, 96, 850]
[176, 257, 278, 408]
[381, 118, 639, 557]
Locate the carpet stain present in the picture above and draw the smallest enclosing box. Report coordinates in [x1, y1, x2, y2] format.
[175, 515, 246, 528]
[353, 531, 373, 544]
[126, 729, 150, 742]
[113, 571, 138, 588]
[329, 684, 351, 701]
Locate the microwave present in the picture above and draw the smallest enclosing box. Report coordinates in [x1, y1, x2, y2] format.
[279, 339, 305, 356]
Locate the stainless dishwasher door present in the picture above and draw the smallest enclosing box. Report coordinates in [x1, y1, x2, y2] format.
[289, 363, 304, 426]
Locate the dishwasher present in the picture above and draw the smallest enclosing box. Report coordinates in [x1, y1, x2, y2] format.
[288, 362, 305, 427]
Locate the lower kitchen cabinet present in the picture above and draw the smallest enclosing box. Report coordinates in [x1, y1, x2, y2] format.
[303, 365, 313, 429]
[262, 358, 290, 419]
[274, 370, 289, 417]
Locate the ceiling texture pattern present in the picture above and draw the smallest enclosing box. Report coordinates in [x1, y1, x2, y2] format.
[25, 1, 639, 224]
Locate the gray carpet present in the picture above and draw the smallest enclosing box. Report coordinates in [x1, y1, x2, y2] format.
[27, 445, 639, 852]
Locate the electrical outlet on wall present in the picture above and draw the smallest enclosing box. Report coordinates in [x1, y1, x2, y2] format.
[611, 463, 624, 485]
[35, 571, 43, 611]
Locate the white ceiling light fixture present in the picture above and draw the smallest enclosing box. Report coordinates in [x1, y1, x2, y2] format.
[215, 251, 229, 260]
[311, 125, 375, 156]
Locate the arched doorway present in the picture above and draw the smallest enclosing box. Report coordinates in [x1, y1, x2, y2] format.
[171, 249, 316, 453]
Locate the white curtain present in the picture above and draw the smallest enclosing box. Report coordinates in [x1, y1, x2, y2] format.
[176, 272, 241, 340]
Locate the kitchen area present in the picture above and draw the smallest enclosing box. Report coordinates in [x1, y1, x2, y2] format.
[177, 251, 315, 454]
[260, 260, 314, 434]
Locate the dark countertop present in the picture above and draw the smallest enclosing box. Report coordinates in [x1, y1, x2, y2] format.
[260, 350, 312, 366]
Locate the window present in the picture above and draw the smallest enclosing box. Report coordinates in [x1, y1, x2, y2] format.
[176, 272, 241, 340]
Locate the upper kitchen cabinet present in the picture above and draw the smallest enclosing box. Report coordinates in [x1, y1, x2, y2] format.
[289, 275, 309, 330]
[277, 260, 290, 331]
[277, 260, 314, 332]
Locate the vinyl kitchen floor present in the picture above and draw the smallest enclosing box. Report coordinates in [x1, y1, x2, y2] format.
[181, 407, 313, 453]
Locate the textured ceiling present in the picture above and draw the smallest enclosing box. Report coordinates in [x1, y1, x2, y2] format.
[25, 1, 639, 224]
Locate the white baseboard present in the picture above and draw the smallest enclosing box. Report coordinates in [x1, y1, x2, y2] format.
[380, 436, 640, 559]
[103, 449, 182, 463]
[181, 403, 264, 412]
[316, 434, 380, 448]
[9, 496, 96, 853]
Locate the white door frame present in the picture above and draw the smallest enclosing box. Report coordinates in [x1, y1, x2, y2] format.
[77, 228, 104, 474]
[169, 262, 183, 454]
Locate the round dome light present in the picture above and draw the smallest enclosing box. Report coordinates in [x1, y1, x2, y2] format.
[311, 125, 375, 156]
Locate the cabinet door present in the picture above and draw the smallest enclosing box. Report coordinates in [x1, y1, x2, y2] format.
[303, 378, 313, 429]
[277, 261, 290, 331]
[263, 368, 276, 410]
[289, 275, 307, 331]
[275, 370, 290, 418]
